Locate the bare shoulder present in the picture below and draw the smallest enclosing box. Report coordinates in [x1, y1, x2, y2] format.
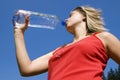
[96, 31, 115, 38]
[96, 32, 120, 64]
[95, 32, 113, 48]
[96, 31, 119, 43]
[95, 31, 120, 51]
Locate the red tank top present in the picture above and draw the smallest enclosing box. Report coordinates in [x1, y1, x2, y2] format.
[48, 33, 109, 80]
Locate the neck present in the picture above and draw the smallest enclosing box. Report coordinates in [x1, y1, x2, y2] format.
[73, 22, 87, 42]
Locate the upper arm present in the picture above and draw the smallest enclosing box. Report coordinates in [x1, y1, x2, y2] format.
[104, 32, 120, 64]
[22, 51, 53, 76]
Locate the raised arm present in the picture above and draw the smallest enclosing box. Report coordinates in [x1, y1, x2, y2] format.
[14, 16, 53, 76]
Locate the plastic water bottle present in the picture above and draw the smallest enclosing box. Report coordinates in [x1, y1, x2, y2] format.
[12, 10, 65, 30]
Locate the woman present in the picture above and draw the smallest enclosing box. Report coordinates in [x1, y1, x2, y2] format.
[14, 6, 120, 80]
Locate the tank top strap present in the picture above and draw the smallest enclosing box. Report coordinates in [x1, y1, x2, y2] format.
[92, 32, 101, 36]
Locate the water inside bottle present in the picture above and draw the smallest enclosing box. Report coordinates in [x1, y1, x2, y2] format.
[28, 13, 60, 29]
[12, 10, 66, 30]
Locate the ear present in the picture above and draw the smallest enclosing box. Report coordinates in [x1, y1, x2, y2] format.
[83, 17, 86, 21]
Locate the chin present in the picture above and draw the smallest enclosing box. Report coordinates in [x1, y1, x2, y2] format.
[66, 27, 74, 34]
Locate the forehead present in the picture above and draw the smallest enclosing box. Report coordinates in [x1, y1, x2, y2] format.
[69, 10, 79, 15]
[69, 9, 86, 17]
[69, 10, 83, 16]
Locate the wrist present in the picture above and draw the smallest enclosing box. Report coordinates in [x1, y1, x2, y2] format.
[14, 28, 24, 33]
[14, 28, 25, 37]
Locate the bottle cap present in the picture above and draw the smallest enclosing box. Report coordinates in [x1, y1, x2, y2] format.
[61, 21, 66, 26]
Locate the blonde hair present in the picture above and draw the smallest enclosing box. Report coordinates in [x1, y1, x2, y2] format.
[74, 6, 107, 33]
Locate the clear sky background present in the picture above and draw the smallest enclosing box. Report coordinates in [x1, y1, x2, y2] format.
[0, 0, 120, 80]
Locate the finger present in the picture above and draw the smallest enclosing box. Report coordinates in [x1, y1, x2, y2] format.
[24, 16, 29, 27]
[12, 15, 15, 26]
[25, 16, 29, 24]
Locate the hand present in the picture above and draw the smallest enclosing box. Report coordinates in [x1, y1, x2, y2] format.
[13, 15, 30, 33]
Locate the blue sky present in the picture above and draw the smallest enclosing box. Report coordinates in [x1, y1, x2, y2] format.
[0, 0, 120, 80]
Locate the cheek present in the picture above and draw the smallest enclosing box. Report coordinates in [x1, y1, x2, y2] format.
[69, 18, 82, 26]
[75, 16, 83, 22]
[72, 15, 83, 23]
